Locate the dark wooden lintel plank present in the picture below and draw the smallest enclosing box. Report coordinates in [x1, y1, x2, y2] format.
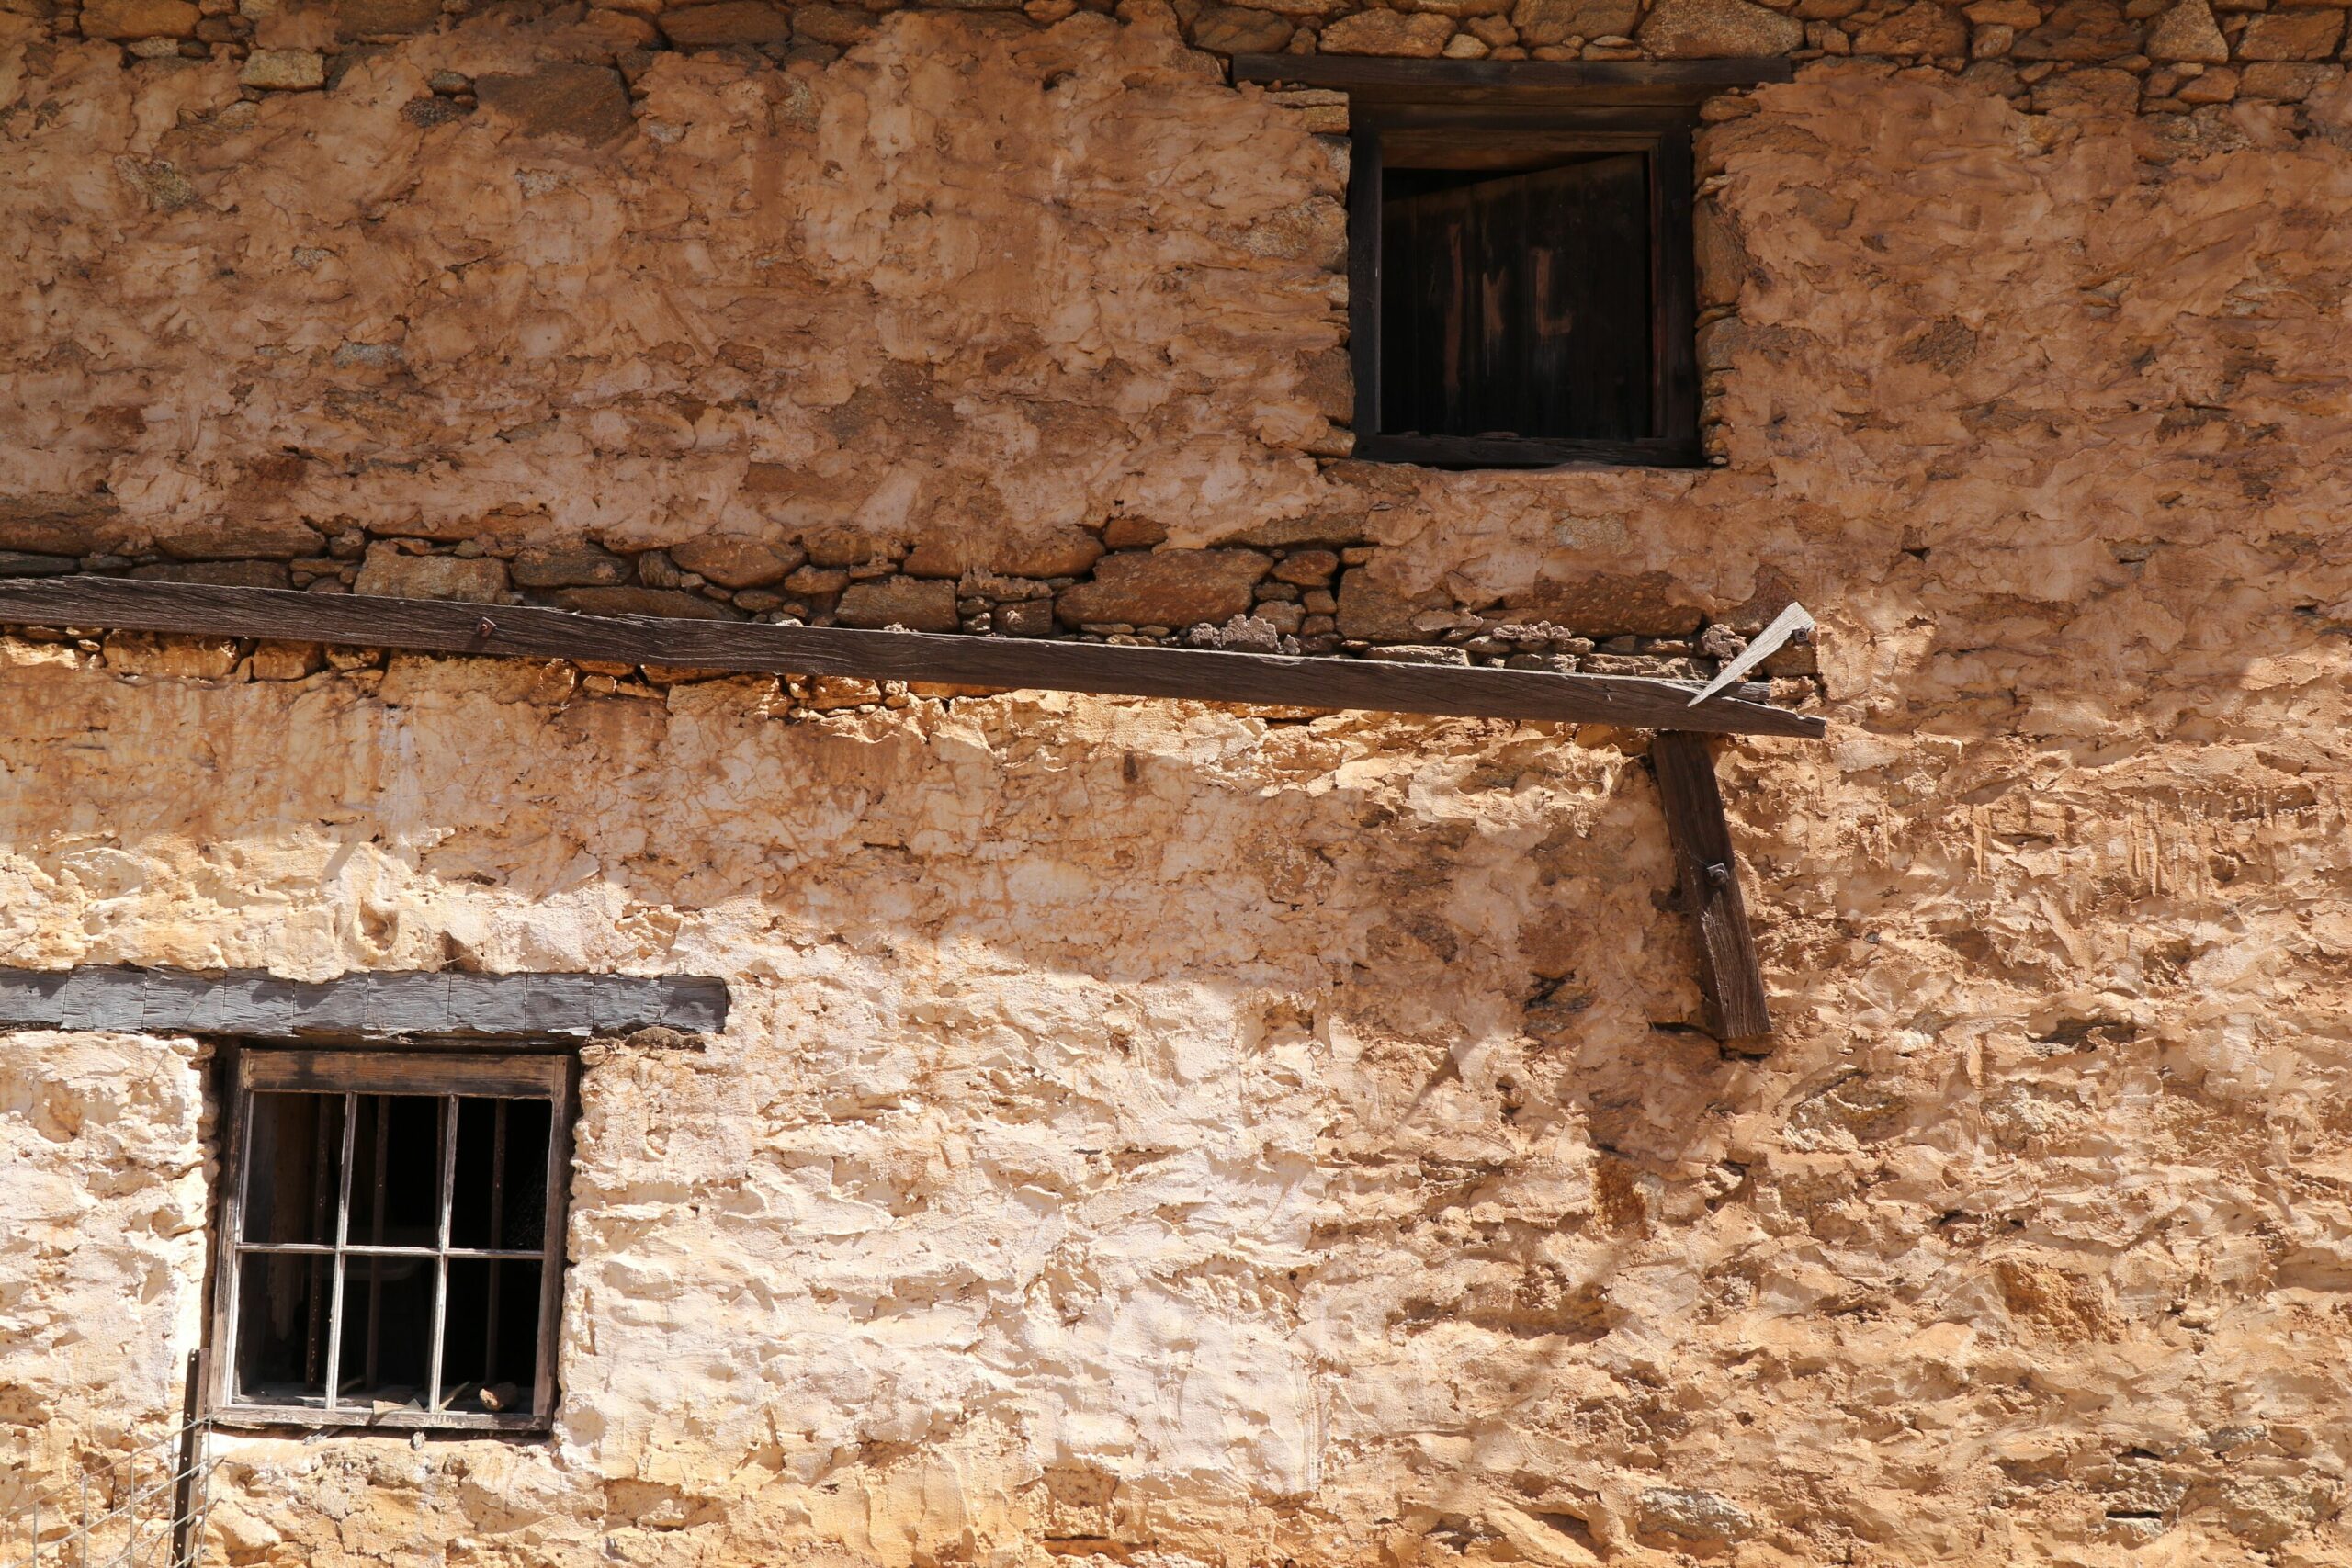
[1351, 432, 1705, 471]
[0, 576, 1826, 738]
[1651, 731, 1773, 1042]
[0, 963, 729, 1041]
[1232, 53, 1794, 103]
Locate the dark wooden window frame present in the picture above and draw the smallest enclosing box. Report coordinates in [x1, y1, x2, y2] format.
[1231, 56, 1794, 471]
[1350, 105, 1699, 469]
[207, 1047, 576, 1434]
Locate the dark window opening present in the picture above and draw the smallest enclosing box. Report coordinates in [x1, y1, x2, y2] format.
[1348, 107, 1701, 469]
[212, 1053, 572, 1431]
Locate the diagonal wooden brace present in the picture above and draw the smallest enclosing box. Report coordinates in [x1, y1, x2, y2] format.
[1652, 731, 1772, 1043]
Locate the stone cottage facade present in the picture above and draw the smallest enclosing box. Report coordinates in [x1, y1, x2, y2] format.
[5, 0, 2352, 1560]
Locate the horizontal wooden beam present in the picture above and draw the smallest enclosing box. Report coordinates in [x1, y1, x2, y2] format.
[1231, 54, 1794, 104]
[0, 964, 729, 1042]
[0, 577, 1826, 738]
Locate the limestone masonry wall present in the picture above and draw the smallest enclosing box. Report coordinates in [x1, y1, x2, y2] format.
[6, 3, 2352, 1566]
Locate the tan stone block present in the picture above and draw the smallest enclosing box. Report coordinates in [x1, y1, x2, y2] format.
[2235, 8, 2342, 56]
[659, 0, 794, 45]
[1054, 549, 1272, 630]
[1637, 0, 1804, 56]
[2148, 0, 2227, 60]
[239, 48, 325, 88]
[834, 576, 959, 632]
[668, 536, 806, 589]
[789, 1, 875, 42]
[2012, 0, 2142, 56]
[334, 0, 439, 36]
[1317, 9, 1457, 51]
[354, 546, 509, 603]
[1189, 4, 1295, 48]
[1506, 572, 1704, 637]
[2030, 62, 2140, 109]
[1964, 0, 2041, 21]
[103, 633, 242, 679]
[1511, 0, 1636, 43]
[474, 64, 635, 142]
[80, 0, 198, 37]
[249, 641, 324, 681]
[2239, 59, 2339, 94]
[2175, 61, 2238, 95]
[554, 586, 741, 619]
[512, 545, 632, 588]
[1853, 1, 1971, 53]
[154, 517, 323, 561]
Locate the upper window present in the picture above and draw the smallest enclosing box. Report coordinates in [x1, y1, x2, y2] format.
[209, 1050, 573, 1432]
[1349, 107, 1699, 468]
[1232, 56, 1794, 470]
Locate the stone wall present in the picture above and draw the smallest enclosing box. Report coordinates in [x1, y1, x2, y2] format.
[6, 5, 2352, 1567]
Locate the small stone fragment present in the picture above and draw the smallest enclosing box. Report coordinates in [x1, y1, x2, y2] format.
[1363, 644, 1472, 665]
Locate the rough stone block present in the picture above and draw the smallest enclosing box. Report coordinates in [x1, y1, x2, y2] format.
[154, 517, 323, 560]
[0, 551, 79, 577]
[129, 560, 291, 588]
[102, 633, 242, 679]
[1852, 0, 1971, 52]
[835, 576, 960, 632]
[1637, 0, 1804, 54]
[1506, 572, 1703, 637]
[1054, 549, 1272, 630]
[512, 544, 632, 588]
[1511, 0, 1639, 43]
[80, 0, 198, 37]
[1190, 4, 1295, 49]
[669, 536, 806, 589]
[553, 586, 741, 619]
[239, 48, 325, 88]
[353, 546, 510, 603]
[475, 63, 635, 142]
[1318, 9, 1457, 51]
[2236, 9, 2342, 56]
[659, 0, 794, 45]
[2012, 0, 2141, 57]
[2147, 0, 2227, 59]
[334, 0, 439, 36]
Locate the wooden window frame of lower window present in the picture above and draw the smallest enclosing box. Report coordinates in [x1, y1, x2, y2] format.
[1347, 103, 1702, 470]
[205, 1046, 575, 1435]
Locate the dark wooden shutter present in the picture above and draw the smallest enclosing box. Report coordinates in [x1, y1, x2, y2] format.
[1379, 153, 1652, 443]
